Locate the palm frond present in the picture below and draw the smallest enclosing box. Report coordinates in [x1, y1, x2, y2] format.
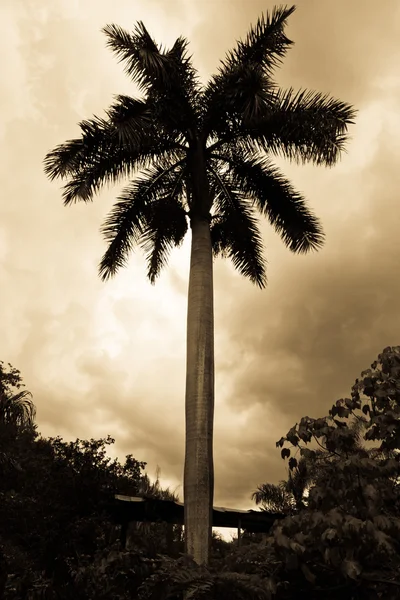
[60, 139, 181, 206]
[99, 161, 187, 281]
[44, 116, 125, 200]
[209, 166, 266, 288]
[102, 23, 199, 138]
[201, 6, 295, 136]
[45, 107, 185, 205]
[247, 87, 357, 166]
[105, 95, 154, 146]
[139, 194, 188, 283]
[0, 390, 36, 428]
[206, 65, 274, 138]
[165, 35, 201, 104]
[44, 138, 86, 181]
[286, 457, 314, 506]
[44, 116, 117, 182]
[252, 483, 294, 513]
[102, 22, 161, 92]
[139, 555, 274, 600]
[217, 150, 324, 253]
[225, 5, 295, 71]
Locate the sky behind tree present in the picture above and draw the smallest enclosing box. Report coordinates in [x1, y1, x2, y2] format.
[1, 0, 400, 514]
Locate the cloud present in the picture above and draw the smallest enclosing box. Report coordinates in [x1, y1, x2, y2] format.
[1, 0, 400, 513]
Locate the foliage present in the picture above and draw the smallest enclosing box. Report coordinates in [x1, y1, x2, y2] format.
[0, 363, 150, 597]
[63, 347, 400, 600]
[0, 361, 35, 434]
[252, 482, 296, 514]
[137, 554, 277, 600]
[1, 433, 146, 567]
[0, 362, 27, 398]
[271, 346, 400, 597]
[5, 348, 400, 598]
[0, 362, 38, 535]
[0, 363, 208, 598]
[66, 544, 160, 600]
[252, 453, 320, 514]
[126, 468, 184, 557]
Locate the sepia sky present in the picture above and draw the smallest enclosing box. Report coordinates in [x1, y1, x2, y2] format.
[2, 0, 400, 518]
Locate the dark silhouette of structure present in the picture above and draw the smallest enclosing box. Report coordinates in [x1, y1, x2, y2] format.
[109, 495, 285, 548]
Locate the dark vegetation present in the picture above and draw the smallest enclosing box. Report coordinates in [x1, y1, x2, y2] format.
[1, 346, 400, 598]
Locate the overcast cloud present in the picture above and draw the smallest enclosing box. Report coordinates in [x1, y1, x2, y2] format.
[1, 0, 400, 517]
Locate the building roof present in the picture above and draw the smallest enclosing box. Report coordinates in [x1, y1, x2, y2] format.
[109, 495, 285, 533]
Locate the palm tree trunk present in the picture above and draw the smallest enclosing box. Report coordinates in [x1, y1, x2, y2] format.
[184, 215, 215, 566]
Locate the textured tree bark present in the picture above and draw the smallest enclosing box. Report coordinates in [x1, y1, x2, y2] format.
[184, 215, 215, 565]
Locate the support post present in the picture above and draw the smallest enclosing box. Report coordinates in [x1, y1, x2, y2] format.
[237, 519, 242, 547]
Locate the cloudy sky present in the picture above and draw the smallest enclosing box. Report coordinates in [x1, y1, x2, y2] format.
[2, 0, 400, 520]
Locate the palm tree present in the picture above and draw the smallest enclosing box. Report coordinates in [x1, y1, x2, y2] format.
[0, 362, 35, 430]
[252, 454, 317, 514]
[0, 390, 36, 430]
[0, 389, 36, 474]
[43, 5, 356, 564]
[253, 481, 296, 514]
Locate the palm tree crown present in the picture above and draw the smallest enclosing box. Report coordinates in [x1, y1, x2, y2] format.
[43, 5, 355, 286]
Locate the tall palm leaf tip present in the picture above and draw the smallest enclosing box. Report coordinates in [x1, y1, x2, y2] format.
[133, 21, 158, 51]
[201, 5, 297, 135]
[104, 22, 183, 90]
[99, 224, 135, 281]
[98, 250, 125, 281]
[102, 23, 135, 57]
[101, 23, 151, 91]
[223, 5, 296, 71]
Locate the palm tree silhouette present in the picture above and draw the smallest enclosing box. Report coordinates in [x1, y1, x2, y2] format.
[0, 370, 36, 474]
[0, 362, 35, 430]
[43, 5, 355, 564]
[252, 454, 318, 514]
[0, 390, 35, 430]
